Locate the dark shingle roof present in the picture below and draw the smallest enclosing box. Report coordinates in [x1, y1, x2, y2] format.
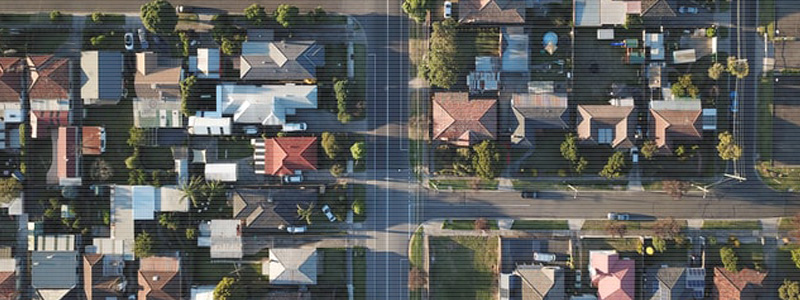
[240, 40, 325, 81]
[232, 189, 317, 230]
[642, 0, 676, 17]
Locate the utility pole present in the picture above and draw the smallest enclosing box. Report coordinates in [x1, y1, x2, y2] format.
[566, 184, 578, 199]
[724, 173, 747, 182]
[691, 184, 710, 199]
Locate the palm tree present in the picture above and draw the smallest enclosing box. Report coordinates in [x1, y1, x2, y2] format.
[296, 203, 315, 225]
[179, 176, 205, 208]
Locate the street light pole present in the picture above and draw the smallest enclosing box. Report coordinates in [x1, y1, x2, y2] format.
[567, 184, 578, 199]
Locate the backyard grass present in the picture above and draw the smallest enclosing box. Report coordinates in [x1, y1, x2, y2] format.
[430, 179, 498, 190]
[706, 243, 765, 272]
[511, 220, 569, 230]
[572, 29, 641, 103]
[138, 146, 174, 170]
[409, 227, 424, 269]
[442, 219, 499, 230]
[758, 75, 774, 161]
[83, 99, 134, 185]
[217, 138, 253, 160]
[429, 236, 498, 300]
[318, 44, 347, 111]
[701, 220, 762, 230]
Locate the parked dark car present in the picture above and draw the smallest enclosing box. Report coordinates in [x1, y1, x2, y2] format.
[521, 191, 538, 199]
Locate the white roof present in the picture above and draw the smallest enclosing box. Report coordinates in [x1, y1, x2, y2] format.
[0, 258, 15, 272]
[132, 186, 156, 220]
[159, 186, 188, 212]
[110, 186, 135, 259]
[576, 0, 629, 27]
[197, 48, 220, 79]
[36, 235, 75, 251]
[597, 29, 614, 40]
[191, 285, 216, 300]
[673, 49, 697, 64]
[210, 220, 242, 259]
[217, 84, 317, 125]
[268, 248, 317, 285]
[205, 163, 238, 182]
[188, 116, 231, 135]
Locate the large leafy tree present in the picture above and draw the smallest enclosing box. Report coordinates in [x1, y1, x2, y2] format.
[670, 74, 699, 98]
[599, 152, 626, 179]
[0, 178, 21, 204]
[420, 19, 459, 89]
[180, 75, 197, 117]
[717, 131, 742, 161]
[708, 62, 725, 80]
[134, 232, 153, 258]
[244, 4, 268, 25]
[560, 133, 579, 163]
[727, 56, 750, 79]
[402, 0, 427, 23]
[472, 140, 500, 180]
[140, 0, 177, 34]
[274, 4, 299, 28]
[351, 141, 366, 161]
[781, 280, 800, 300]
[214, 277, 242, 300]
[297, 203, 315, 225]
[321, 132, 339, 160]
[720, 246, 738, 272]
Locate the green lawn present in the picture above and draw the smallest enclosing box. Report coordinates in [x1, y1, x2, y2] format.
[757, 162, 800, 192]
[777, 245, 800, 281]
[442, 219, 499, 230]
[83, 99, 134, 185]
[318, 44, 347, 111]
[186, 248, 238, 284]
[515, 131, 570, 176]
[351, 44, 367, 120]
[217, 138, 253, 160]
[701, 220, 762, 230]
[511, 220, 569, 230]
[409, 228, 424, 269]
[352, 184, 367, 222]
[354, 247, 367, 300]
[24, 27, 70, 54]
[138, 146, 174, 170]
[429, 237, 498, 300]
[572, 29, 641, 104]
[758, 75, 774, 161]
[582, 220, 688, 232]
[511, 180, 566, 191]
[318, 248, 348, 286]
[430, 179, 498, 190]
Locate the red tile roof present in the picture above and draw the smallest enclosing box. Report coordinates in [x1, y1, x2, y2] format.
[264, 137, 318, 176]
[650, 108, 702, 151]
[0, 58, 23, 102]
[433, 92, 497, 146]
[57, 127, 80, 180]
[138, 256, 182, 300]
[713, 267, 767, 300]
[591, 252, 635, 300]
[0, 271, 16, 300]
[31, 110, 69, 138]
[28, 55, 70, 100]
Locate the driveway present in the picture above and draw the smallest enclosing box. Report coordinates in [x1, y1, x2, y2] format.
[288, 110, 368, 134]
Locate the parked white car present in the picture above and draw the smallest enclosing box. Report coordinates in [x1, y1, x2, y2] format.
[283, 170, 303, 183]
[286, 225, 307, 234]
[607, 212, 630, 221]
[282, 122, 307, 132]
[124, 33, 135, 51]
[322, 205, 337, 222]
[444, 1, 453, 19]
[533, 252, 557, 263]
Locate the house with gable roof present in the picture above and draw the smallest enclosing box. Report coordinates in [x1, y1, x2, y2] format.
[513, 264, 566, 300]
[576, 99, 636, 149]
[266, 248, 317, 285]
[80, 50, 124, 105]
[240, 39, 325, 82]
[217, 83, 317, 126]
[645, 266, 705, 300]
[432, 92, 497, 147]
[649, 100, 703, 154]
[251, 137, 318, 176]
[0, 256, 17, 300]
[511, 81, 570, 148]
[458, 0, 526, 24]
[83, 253, 126, 300]
[27, 55, 70, 103]
[713, 267, 767, 300]
[138, 255, 183, 300]
[230, 188, 316, 232]
[589, 250, 634, 300]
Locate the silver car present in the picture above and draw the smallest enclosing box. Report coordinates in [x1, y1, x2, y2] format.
[322, 205, 337, 222]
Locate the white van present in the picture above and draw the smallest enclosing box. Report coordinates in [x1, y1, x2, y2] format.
[533, 252, 557, 263]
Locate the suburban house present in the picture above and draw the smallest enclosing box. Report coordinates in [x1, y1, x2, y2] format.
[589, 250, 634, 300]
[27, 55, 70, 104]
[80, 50, 124, 105]
[0, 256, 16, 300]
[188, 48, 221, 79]
[231, 188, 317, 232]
[187, 116, 231, 135]
[468, 56, 500, 94]
[713, 267, 767, 300]
[511, 81, 569, 148]
[30, 110, 69, 139]
[511, 264, 565, 300]
[502, 27, 529, 73]
[576, 99, 636, 149]
[649, 100, 703, 154]
[100, 185, 188, 260]
[574, 0, 640, 27]
[31, 235, 78, 300]
[204, 163, 239, 182]
[432, 92, 497, 146]
[645, 266, 705, 300]
[266, 248, 318, 285]
[458, 0, 525, 24]
[252, 137, 318, 176]
[197, 219, 243, 259]
[83, 254, 126, 300]
[133, 52, 183, 128]
[0, 58, 24, 150]
[639, 0, 676, 18]
[51, 126, 106, 186]
[217, 83, 317, 126]
[240, 39, 325, 81]
[138, 255, 183, 300]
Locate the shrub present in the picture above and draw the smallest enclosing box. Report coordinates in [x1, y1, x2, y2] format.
[134, 232, 153, 258]
[50, 10, 62, 22]
[720, 246, 738, 272]
[244, 4, 267, 25]
[273, 4, 299, 28]
[472, 141, 500, 180]
[90, 35, 107, 46]
[330, 163, 345, 177]
[91, 12, 105, 24]
[321, 132, 339, 160]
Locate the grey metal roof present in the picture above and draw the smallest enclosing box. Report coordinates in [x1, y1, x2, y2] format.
[80, 51, 123, 101]
[514, 265, 565, 300]
[268, 248, 317, 285]
[232, 189, 317, 230]
[240, 40, 325, 81]
[32, 251, 77, 289]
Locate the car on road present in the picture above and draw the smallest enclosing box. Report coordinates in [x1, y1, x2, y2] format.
[444, 1, 453, 19]
[607, 212, 630, 221]
[137, 28, 149, 49]
[630, 147, 639, 164]
[679, 6, 698, 14]
[521, 191, 538, 199]
[283, 170, 303, 183]
[322, 205, 337, 222]
[533, 252, 556, 262]
[124, 33, 135, 51]
[282, 122, 307, 132]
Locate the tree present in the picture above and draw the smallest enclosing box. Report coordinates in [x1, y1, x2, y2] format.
[662, 180, 689, 200]
[274, 4, 299, 28]
[178, 31, 190, 57]
[90, 35, 106, 47]
[708, 62, 725, 80]
[308, 6, 327, 23]
[128, 169, 146, 185]
[185, 228, 197, 240]
[670, 74, 699, 98]
[560, 133, 579, 163]
[641, 140, 657, 160]
[781, 280, 800, 300]
[472, 140, 500, 180]
[127, 127, 145, 147]
[720, 246, 738, 272]
[158, 213, 178, 230]
[125, 149, 139, 169]
[408, 267, 427, 291]
[179, 176, 205, 208]
[599, 151, 626, 179]
[180, 75, 197, 117]
[421, 19, 459, 88]
[296, 203, 315, 225]
[352, 199, 364, 215]
[727, 56, 750, 79]
[0, 178, 21, 204]
[792, 248, 800, 270]
[474, 217, 489, 231]
[605, 221, 627, 238]
[574, 157, 588, 175]
[140, 0, 177, 34]
[334, 80, 351, 123]
[321, 132, 339, 160]
[330, 163, 345, 177]
[244, 4, 267, 25]
[351, 141, 366, 161]
[91, 12, 105, 24]
[402, 0, 427, 23]
[652, 237, 667, 253]
[653, 217, 682, 239]
[214, 277, 237, 300]
[134, 232, 153, 258]
[717, 131, 743, 161]
[90, 159, 114, 181]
